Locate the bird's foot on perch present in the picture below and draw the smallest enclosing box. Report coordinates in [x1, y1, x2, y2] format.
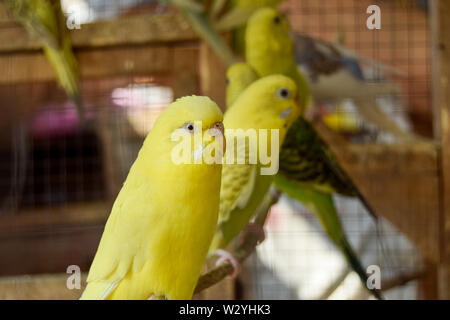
[214, 249, 241, 279]
[240, 222, 265, 245]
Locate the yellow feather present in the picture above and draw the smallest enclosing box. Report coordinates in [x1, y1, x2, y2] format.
[226, 62, 259, 108]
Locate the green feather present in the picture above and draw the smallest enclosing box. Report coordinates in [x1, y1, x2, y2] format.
[3, 0, 83, 119]
[274, 175, 383, 299]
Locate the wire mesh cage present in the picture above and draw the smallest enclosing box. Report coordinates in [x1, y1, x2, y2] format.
[0, 0, 446, 300]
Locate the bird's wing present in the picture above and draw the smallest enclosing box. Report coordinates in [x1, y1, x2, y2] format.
[317, 141, 378, 219]
[273, 175, 383, 299]
[83, 181, 157, 299]
[279, 117, 378, 218]
[279, 117, 351, 195]
[219, 162, 257, 223]
[210, 171, 273, 254]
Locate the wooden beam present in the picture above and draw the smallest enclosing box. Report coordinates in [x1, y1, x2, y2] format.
[0, 11, 197, 53]
[0, 45, 175, 84]
[199, 42, 227, 110]
[0, 202, 109, 277]
[0, 202, 109, 234]
[0, 273, 87, 300]
[316, 123, 441, 264]
[171, 45, 200, 98]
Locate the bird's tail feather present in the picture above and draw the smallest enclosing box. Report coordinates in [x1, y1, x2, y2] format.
[43, 44, 84, 120]
[339, 236, 383, 300]
[353, 98, 419, 142]
[274, 176, 382, 299]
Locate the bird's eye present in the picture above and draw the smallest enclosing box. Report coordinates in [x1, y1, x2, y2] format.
[273, 16, 281, 24]
[277, 88, 290, 99]
[183, 122, 195, 132]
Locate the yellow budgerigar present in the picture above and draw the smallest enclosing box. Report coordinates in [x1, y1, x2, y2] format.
[209, 75, 301, 266]
[81, 96, 225, 300]
[228, 0, 286, 54]
[245, 7, 310, 111]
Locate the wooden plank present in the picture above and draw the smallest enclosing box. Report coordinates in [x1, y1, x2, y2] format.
[199, 42, 227, 110]
[0, 3, 13, 24]
[0, 270, 235, 300]
[0, 45, 173, 84]
[171, 45, 200, 98]
[0, 202, 109, 276]
[0, 273, 87, 300]
[0, 202, 109, 234]
[78, 45, 172, 79]
[70, 13, 196, 49]
[0, 11, 197, 53]
[436, 0, 450, 300]
[316, 123, 441, 264]
[0, 223, 103, 276]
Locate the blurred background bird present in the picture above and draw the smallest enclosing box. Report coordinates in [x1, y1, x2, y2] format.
[179, 0, 418, 142]
[292, 31, 415, 141]
[224, 61, 383, 299]
[245, 7, 417, 142]
[2, 0, 83, 120]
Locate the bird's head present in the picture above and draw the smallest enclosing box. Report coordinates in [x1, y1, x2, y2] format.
[143, 96, 225, 166]
[246, 7, 291, 48]
[225, 74, 301, 138]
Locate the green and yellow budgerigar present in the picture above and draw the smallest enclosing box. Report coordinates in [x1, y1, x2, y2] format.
[245, 8, 383, 298]
[225, 62, 382, 299]
[3, 0, 83, 119]
[208, 74, 301, 263]
[81, 96, 224, 300]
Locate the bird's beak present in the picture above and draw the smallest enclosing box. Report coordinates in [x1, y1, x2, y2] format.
[210, 122, 226, 155]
